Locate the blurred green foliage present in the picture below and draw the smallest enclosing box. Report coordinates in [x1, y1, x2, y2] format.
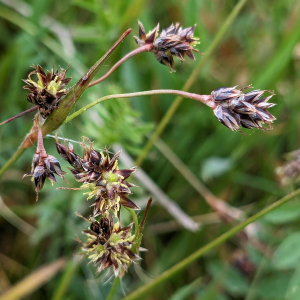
[1, 0, 300, 299]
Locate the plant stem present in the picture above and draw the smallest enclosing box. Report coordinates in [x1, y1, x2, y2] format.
[88, 44, 154, 87]
[106, 276, 120, 300]
[125, 207, 139, 236]
[134, 0, 249, 167]
[0, 106, 38, 126]
[0, 29, 132, 180]
[123, 187, 300, 300]
[64, 90, 213, 124]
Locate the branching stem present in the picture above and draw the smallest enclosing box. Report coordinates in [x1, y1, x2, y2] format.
[88, 44, 154, 87]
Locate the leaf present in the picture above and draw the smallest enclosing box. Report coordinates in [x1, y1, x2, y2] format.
[253, 273, 290, 300]
[0, 258, 66, 300]
[285, 263, 300, 299]
[169, 278, 202, 300]
[201, 157, 233, 181]
[207, 261, 249, 297]
[263, 201, 300, 224]
[273, 232, 300, 269]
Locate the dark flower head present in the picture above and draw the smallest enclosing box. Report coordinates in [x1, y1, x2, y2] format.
[134, 21, 201, 72]
[211, 86, 276, 131]
[78, 214, 139, 277]
[133, 21, 159, 46]
[23, 128, 66, 200]
[56, 138, 139, 217]
[23, 65, 72, 118]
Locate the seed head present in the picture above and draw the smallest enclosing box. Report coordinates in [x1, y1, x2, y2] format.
[134, 21, 201, 72]
[276, 150, 300, 184]
[23, 128, 66, 200]
[56, 138, 139, 217]
[211, 86, 276, 131]
[23, 65, 72, 118]
[78, 215, 139, 277]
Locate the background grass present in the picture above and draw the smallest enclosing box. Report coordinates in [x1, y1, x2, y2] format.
[1, 0, 300, 299]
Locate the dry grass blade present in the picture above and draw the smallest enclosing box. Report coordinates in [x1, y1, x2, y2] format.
[112, 144, 200, 232]
[0, 195, 36, 236]
[0, 258, 66, 300]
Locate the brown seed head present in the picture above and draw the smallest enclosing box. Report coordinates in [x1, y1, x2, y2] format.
[23, 128, 66, 200]
[211, 86, 276, 131]
[56, 138, 139, 216]
[134, 21, 201, 72]
[78, 215, 139, 277]
[23, 65, 72, 118]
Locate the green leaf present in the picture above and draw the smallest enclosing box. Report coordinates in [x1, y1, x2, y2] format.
[273, 232, 300, 269]
[286, 263, 300, 299]
[253, 273, 290, 300]
[169, 278, 202, 300]
[207, 261, 249, 297]
[262, 201, 300, 224]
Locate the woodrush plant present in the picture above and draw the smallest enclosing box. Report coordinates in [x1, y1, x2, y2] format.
[0, 20, 277, 298]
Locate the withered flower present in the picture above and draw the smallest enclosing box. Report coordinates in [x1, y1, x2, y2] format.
[211, 86, 276, 131]
[134, 21, 201, 72]
[23, 128, 66, 200]
[23, 65, 72, 118]
[77, 214, 139, 277]
[276, 150, 300, 184]
[56, 138, 139, 217]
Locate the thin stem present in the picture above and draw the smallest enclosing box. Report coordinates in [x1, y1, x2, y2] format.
[64, 90, 212, 124]
[134, 0, 249, 167]
[139, 197, 152, 232]
[0, 106, 38, 126]
[89, 44, 154, 87]
[125, 207, 139, 236]
[123, 187, 300, 300]
[105, 276, 120, 300]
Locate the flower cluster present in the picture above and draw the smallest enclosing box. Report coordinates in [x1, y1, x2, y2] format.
[56, 138, 139, 217]
[78, 214, 139, 277]
[23, 128, 66, 201]
[211, 86, 276, 131]
[134, 21, 201, 72]
[23, 65, 72, 118]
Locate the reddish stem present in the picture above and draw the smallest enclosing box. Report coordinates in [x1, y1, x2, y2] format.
[139, 197, 153, 231]
[36, 127, 47, 161]
[0, 106, 38, 126]
[88, 43, 154, 87]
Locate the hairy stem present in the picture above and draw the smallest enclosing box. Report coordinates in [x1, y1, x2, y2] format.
[64, 90, 213, 124]
[0, 106, 38, 126]
[105, 276, 120, 300]
[123, 187, 300, 300]
[88, 43, 154, 87]
[134, 0, 250, 167]
[0, 29, 132, 180]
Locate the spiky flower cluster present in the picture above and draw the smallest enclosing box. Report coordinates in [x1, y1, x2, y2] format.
[23, 65, 72, 118]
[211, 86, 276, 131]
[78, 214, 139, 277]
[56, 138, 139, 217]
[23, 128, 66, 201]
[276, 150, 300, 184]
[134, 21, 200, 72]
